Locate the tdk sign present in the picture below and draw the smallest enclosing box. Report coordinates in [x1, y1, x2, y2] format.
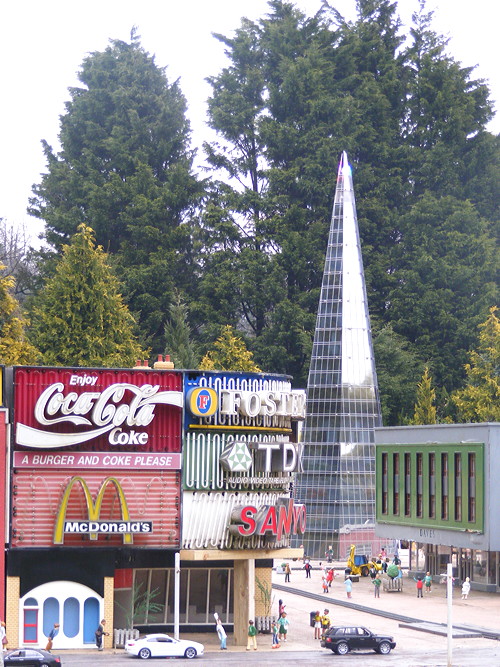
[186, 387, 218, 417]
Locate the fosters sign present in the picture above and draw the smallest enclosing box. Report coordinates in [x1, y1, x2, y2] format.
[13, 367, 182, 452]
[183, 373, 305, 491]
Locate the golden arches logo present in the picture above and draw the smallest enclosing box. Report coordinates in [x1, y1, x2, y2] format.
[54, 476, 132, 544]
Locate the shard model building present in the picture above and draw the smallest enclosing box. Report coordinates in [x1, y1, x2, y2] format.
[294, 152, 382, 559]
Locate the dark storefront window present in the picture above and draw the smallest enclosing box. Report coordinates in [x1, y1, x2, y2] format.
[455, 453, 462, 521]
[393, 453, 399, 515]
[468, 453, 476, 523]
[441, 453, 448, 520]
[404, 453, 411, 516]
[381, 453, 388, 514]
[416, 453, 423, 518]
[429, 453, 436, 518]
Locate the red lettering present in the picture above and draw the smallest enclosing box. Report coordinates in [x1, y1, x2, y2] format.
[237, 506, 257, 536]
[293, 504, 307, 536]
[259, 506, 278, 535]
[277, 499, 294, 540]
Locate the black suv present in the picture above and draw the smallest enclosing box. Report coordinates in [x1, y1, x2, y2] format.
[321, 626, 396, 655]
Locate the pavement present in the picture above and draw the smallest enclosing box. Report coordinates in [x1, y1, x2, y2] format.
[57, 561, 500, 658]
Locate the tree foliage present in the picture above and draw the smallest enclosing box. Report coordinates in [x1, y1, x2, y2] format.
[0, 266, 39, 365]
[410, 366, 437, 425]
[28, 224, 144, 367]
[163, 291, 200, 369]
[452, 308, 500, 422]
[199, 325, 261, 372]
[29, 31, 203, 351]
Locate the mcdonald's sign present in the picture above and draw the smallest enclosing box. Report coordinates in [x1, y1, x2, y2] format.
[54, 476, 145, 545]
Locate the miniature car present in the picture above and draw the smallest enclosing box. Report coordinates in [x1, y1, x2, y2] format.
[125, 633, 204, 659]
[4, 648, 62, 665]
[321, 626, 396, 655]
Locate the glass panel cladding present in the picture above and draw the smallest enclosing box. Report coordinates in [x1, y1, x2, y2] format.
[294, 152, 382, 558]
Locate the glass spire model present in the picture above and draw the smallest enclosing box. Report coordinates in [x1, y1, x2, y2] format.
[294, 152, 382, 559]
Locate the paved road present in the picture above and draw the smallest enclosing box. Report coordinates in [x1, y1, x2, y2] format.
[57, 643, 500, 666]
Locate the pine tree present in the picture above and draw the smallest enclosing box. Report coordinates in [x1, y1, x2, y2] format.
[28, 224, 143, 367]
[0, 266, 39, 365]
[411, 366, 437, 424]
[452, 308, 500, 422]
[29, 32, 203, 351]
[199, 325, 261, 372]
[163, 291, 200, 369]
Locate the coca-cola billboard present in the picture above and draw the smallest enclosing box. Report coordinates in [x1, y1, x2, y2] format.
[13, 367, 183, 453]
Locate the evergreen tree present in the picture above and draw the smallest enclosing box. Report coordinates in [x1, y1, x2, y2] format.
[373, 323, 423, 425]
[28, 224, 143, 367]
[163, 291, 200, 369]
[199, 325, 261, 372]
[452, 308, 500, 422]
[0, 266, 39, 365]
[29, 31, 203, 351]
[410, 366, 437, 424]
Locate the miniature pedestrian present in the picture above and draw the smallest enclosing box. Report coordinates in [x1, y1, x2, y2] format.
[326, 567, 334, 588]
[325, 545, 333, 563]
[284, 562, 291, 583]
[95, 619, 109, 651]
[278, 599, 286, 617]
[246, 620, 258, 651]
[424, 572, 432, 593]
[46, 622, 60, 651]
[414, 576, 424, 598]
[321, 609, 331, 637]
[0, 621, 7, 651]
[271, 619, 280, 648]
[215, 618, 227, 650]
[461, 577, 471, 599]
[314, 611, 322, 640]
[321, 575, 329, 594]
[373, 573, 382, 598]
[278, 611, 290, 641]
[344, 575, 352, 598]
[369, 564, 376, 580]
[304, 561, 312, 578]
[383, 558, 389, 573]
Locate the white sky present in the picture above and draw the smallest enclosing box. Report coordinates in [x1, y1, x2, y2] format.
[1, 0, 498, 239]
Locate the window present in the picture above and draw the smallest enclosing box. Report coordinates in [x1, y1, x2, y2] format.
[381, 453, 388, 514]
[468, 453, 476, 522]
[23, 599, 38, 644]
[404, 453, 411, 516]
[393, 453, 399, 515]
[416, 453, 423, 518]
[441, 453, 448, 520]
[428, 453, 436, 519]
[455, 453, 462, 521]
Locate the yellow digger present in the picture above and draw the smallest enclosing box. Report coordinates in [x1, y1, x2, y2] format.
[346, 544, 370, 577]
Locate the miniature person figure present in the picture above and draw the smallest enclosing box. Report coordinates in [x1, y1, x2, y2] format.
[325, 545, 334, 563]
[344, 575, 353, 598]
[284, 562, 291, 583]
[414, 576, 424, 598]
[304, 560, 312, 578]
[246, 620, 258, 651]
[0, 621, 7, 651]
[314, 611, 322, 640]
[326, 567, 334, 588]
[424, 572, 433, 593]
[322, 575, 329, 594]
[271, 619, 280, 648]
[278, 599, 285, 617]
[278, 612, 290, 641]
[373, 573, 382, 598]
[216, 618, 227, 650]
[46, 622, 59, 651]
[321, 609, 331, 637]
[461, 577, 471, 599]
[95, 619, 109, 651]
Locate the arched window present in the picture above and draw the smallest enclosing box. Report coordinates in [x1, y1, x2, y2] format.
[43, 597, 59, 637]
[23, 598, 39, 643]
[63, 598, 79, 638]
